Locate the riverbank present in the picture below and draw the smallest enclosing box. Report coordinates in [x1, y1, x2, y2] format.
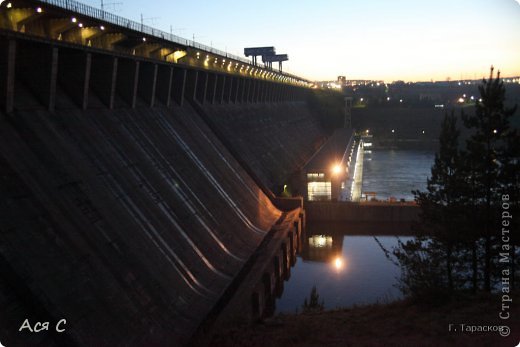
[210, 292, 519, 347]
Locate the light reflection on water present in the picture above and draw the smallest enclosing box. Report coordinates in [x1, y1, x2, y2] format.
[275, 234, 412, 313]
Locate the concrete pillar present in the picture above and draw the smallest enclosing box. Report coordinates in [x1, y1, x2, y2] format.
[116, 59, 139, 108]
[260, 81, 267, 103]
[233, 77, 241, 103]
[244, 78, 252, 103]
[216, 75, 225, 104]
[48, 47, 59, 112]
[251, 79, 258, 103]
[156, 65, 173, 107]
[273, 82, 280, 103]
[138, 62, 158, 107]
[0, 39, 16, 113]
[281, 242, 290, 279]
[195, 71, 208, 104]
[223, 75, 232, 103]
[185, 69, 198, 102]
[172, 67, 186, 106]
[206, 73, 217, 104]
[239, 78, 247, 103]
[90, 55, 117, 109]
[57, 49, 92, 110]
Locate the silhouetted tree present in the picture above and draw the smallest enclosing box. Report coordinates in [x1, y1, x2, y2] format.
[461, 67, 518, 291]
[302, 286, 324, 312]
[413, 111, 465, 290]
[387, 67, 518, 300]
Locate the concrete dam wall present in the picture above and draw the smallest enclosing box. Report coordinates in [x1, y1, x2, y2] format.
[202, 102, 326, 193]
[0, 33, 319, 346]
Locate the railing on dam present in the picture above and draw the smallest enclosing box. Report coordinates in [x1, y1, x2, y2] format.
[33, 0, 306, 83]
[37, 0, 256, 64]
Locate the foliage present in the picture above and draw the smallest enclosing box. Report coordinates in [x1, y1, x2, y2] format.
[388, 67, 519, 301]
[302, 286, 324, 312]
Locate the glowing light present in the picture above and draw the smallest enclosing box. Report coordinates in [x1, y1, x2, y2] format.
[71, 17, 77, 23]
[78, 23, 83, 28]
[360, 98, 364, 102]
[7, 2, 12, 8]
[458, 97, 465, 103]
[308, 235, 332, 248]
[365, 129, 369, 134]
[332, 164, 342, 175]
[100, 25, 105, 30]
[399, 99, 403, 103]
[493, 129, 497, 134]
[36, 7, 42, 13]
[334, 257, 344, 270]
[422, 130, 425, 134]
[386, 97, 390, 101]
[142, 37, 146, 42]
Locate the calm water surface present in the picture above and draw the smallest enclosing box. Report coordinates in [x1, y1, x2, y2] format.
[362, 149, 434, 200]
[276, 234, 412, 313]
[275, 149, 434, 313]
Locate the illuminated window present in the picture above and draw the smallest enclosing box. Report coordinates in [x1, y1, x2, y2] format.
[307, 172, 325, 179]
[308, 181, 331, 201]
[308, 235, 333, 248]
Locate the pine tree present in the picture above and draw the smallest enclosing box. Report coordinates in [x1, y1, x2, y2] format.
[461, 67, 518, 291]
[413, 111, 464, 290]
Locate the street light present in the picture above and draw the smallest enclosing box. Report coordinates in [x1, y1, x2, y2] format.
[332, 164, 342, 175]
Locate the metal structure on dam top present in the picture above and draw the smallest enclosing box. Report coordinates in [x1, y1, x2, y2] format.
[0, 0, 311, 86]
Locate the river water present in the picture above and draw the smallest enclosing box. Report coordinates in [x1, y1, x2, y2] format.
[362, 149, 434, 201]
[275, 149, 434, 313]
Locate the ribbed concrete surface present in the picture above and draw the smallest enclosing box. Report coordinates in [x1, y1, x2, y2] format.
[0, 100, 282, 346]
[203, 102, 326, 192]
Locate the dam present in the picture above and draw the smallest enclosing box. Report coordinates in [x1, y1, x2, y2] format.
[0, 1, 419, 346]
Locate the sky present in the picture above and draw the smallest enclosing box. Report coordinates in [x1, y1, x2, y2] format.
[84, 0, 520, 82]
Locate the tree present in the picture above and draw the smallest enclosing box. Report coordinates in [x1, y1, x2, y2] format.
[461, 67, 518, 291]
[302, 286, 324, 312]
[412, 111, 465, 290]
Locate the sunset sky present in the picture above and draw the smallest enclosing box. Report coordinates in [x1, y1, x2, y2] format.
[85, 0, 520, 82]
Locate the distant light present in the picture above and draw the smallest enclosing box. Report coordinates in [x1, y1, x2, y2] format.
[470, 96, 474, 100]
[332, 164, 342, 175]
[493, 129, 497, 134]
[479, 98, 483, 102]
[365, 129, 369, 134]
[458, 97, 465, 103]
[463, 94, 466, 98]
[334, 257, 344, 270]
[360, 98, 364, 102]
[7, 2, 12, 8]
[71, 17, 77, 23]
[422, 130, 425, 134]
[36, 7, 42, 13]
[458, 82, 461, 86]
[386, 97, 390, 101]
[100, 25, 105, 30]
[78, 23, 83, 28]
[283, 184, 287, 191]
[142, 37, 146, 42]
[392, 129, 395, 133]
[399, 99, 403, 103]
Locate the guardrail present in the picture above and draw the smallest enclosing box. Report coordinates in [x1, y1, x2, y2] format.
[34, 0, 308, 82]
